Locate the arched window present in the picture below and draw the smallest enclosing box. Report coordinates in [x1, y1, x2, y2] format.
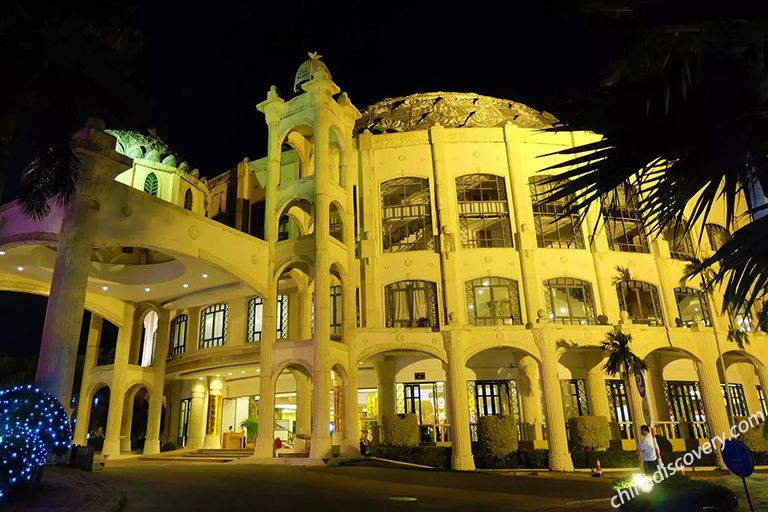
[168, 314, 188, 356]
[329, 203, 343, 243]
[674, 287, 711, 327]
[663, 220, 694, 260]
[384, 280, 439, 328]
[616, 280, 665, 326]
[200, 304, 228, 349]
[466, 277, 522, 326]
[140, 310, 158, 366]
[529, 176, 585, 249]
[602, 183, 649, 253]
[143, 172, 159, 197]
[381, 177, 434, 252]
[247, 295, 289, 341]
[730, 306, 753, 333]
[456, 174, 513, 248]
[706, 223, 730, 251]
[330, 286, 342, 336]
[183, 188, 193, 210]
[543, 278, 596, 325]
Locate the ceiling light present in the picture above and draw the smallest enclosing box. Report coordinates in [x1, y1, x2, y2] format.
[256, 369, 261, 373]
[183, 283, 189, 288]
[227, 372, 232, 376]
[16, 266, 23, 271]
[216, 374, 220, 377]
[102, 286, 109, 291]
[241, 371, 246, 374]
[202, 273, 208, 279]
[144, 287, 151, 292]
[199, 377, 204, 380]
[0, 251, 6, 256]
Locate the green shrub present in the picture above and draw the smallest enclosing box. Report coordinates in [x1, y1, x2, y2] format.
[240, 418, 258, 444]
[619, 474, 738, 511]
[739, 421, 768, 453]
[381, 414, 419, 447]
[568, 415, 610, 451]
[366, 445, 451, 469]
[477, 415, 517, 458]
[571, 449, 639, 469]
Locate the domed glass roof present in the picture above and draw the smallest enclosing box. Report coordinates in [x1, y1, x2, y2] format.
[106, 129, 189, 170]
[356, 92, 558, 134]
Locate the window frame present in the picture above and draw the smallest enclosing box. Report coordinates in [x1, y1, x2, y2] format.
[168, 314, 188, 357]
[674, 287, 712, 327]
[199, 303, 228, 349]
[381, 177, 434, 253]
[465, 277, 522, 326]
[183, 188, 193, 210]
[615, 280, 666, 326]
[543, 277, 597, 325]
[529, 176, 586, 249]
[143, 172, 160, 197]
[663, 220, 695, 260]
[455, 174, 513, 249]
[601, 184, 649, 253]
[384, 280, 439, 328]
[706, 223, 730, 251]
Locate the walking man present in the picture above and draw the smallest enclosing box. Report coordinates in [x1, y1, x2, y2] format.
[637, 425, 659, 475]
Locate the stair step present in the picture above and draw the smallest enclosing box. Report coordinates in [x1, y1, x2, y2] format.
[278, 452, 310, 458]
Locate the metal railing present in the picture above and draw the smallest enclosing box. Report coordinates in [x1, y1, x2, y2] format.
[655, 420, 709, 440]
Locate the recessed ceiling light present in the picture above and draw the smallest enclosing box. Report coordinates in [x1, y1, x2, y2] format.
[102, 286, 109, 291]
[241, 371, 245, 374]
[0, 251, 6, 256]
[144, 287, 151, 292]
[227, 372, 232, 376]
[16, 266, 23, 271]
[216, 374, 220, 377]
[199, 377, 204, 380]
[256, 369, 261, 373]
[183, 283, 189, 288]
[202, 273, 208, 279]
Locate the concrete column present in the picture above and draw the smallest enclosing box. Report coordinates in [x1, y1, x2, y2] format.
[74, 314, 103, 446]
[503, 124, 542, 322]
[164, 380, 183, 446]
[341, 363, 360, 457]
[35, 121, 129, 408]
[203, 376, 224, 449]
[627, 373, 647, 440]
[119, 390, 136, 453]
[646, 353, 670, 421]
[585, 207, 621, 324]
[298, 287, 313, 340]
[737, 363, 761, 416]
[695, 358, 729, 468]
[653, 245, 683, 327]
[227, 299, 248, 346]
[357, 130, 381, 328]
[444, 331, 475, 470]
[103, 304, 134, 458]
[583, 353, 611, 419]
[144, 309, 171, 454]
[293, 370, 312, 449]
[533, 328, 573, 471]
[374, 358, 397, 422]
[517, 353, 544, 439]
[187, 379, 207, 450]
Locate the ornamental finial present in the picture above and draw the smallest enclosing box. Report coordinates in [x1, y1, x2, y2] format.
[308, 51, 322, 60]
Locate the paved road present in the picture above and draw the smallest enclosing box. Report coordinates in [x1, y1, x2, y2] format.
[96, 461, 615, 511]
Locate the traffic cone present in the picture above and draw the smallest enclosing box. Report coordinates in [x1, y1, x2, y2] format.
[596, 458, 603, 477]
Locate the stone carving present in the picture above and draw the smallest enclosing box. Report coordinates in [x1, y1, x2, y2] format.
[294, 52, 333, 93]
[105, 129, 189, 170]
[356, 92, 558, 134]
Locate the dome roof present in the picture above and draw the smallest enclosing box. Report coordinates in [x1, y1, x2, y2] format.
[294, 52, 333, 93]
[356, 92, 558, 134]
[106, 129, 190, 170]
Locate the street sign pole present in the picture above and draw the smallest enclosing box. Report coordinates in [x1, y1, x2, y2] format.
[722, 439, 755, 512]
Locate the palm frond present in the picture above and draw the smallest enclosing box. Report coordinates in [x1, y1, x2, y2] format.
[20, 141, 80, 220]
[601, 328, 649, 378]
[727, 328, 750, 350]
[612, 265, 633, 286]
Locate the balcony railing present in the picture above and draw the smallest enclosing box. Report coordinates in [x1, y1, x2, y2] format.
[655, 420, 709, 440]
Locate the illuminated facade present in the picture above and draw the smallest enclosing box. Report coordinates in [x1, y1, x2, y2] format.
[5, 55, 768, 471]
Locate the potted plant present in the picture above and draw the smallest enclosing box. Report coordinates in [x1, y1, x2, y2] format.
[240, 417, 259, 448]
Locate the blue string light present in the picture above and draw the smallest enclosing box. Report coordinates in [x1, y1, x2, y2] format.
[0, 385, 71, 500]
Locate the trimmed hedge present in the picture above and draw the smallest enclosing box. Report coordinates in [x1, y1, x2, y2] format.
[367, 445, 451, 469]
[619, 474, 738, 511]
[381, 413, 419, 447]
[477, 415, 517, 457]
[474, 448, 549, 469]
[567, 415, 610, 451]
[572, 449, 640, 469]
[739, 421, 768, 453]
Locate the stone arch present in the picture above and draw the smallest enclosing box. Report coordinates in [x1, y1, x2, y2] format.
[120, 382, 152, 453]
[81, 383, 111, 449]
[275, 197, 314, 242]
[272, 359, 313, 383]
[329, 201, 345, 243]
[131, 303, 162, 367]
[279, 124, 315, 181]
[357, 344, 447, 365]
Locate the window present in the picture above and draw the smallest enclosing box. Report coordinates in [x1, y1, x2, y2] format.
[396, 382, 448, 442]
[561, 379, 590, 418]
[199, 304, 228, 349]
[663, 220, 694, 260]
[456, 174, 513, 248]
[381, 177, 434, 252]
[529, 176, 585, 249]
[247, 295, 288, 341]
[722, 383, 749, 418]
[183, 188, 193, 210]
[706, 224, 730, 251]
[615, 280, 665, 326]
[674, 287, 711, 326]
[543, 278, 596, 325]
[467, 380, 518, 441]
[465, 277, 522, 326]
[757, 386, 767, 416]
[602, 183, 649, 253]
[140, 311, 158, 367]
[663, 381, 709, 438]
[385, 280, 439, 328]
[277, 215, 291, 241]
[177, 398, 191, 447]
[606, 380, 633, 439]
[329, 203, 343, 243]
[277, 294, 288, 339]
[168, 314, 188, 357]
[330, 286, 342, 336]
[730, 306, 753, 332]
[143, 172, 159, 196]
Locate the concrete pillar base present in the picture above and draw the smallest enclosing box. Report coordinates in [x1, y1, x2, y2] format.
[451, 453, 476, 471]
[102, 439, 121, 459]
[143, 440, 160, 455]
[309, 437, 333, 459]
[340, 440, 361, 458]
[203, 435, 221, 450]
[120, 436, 131, 453]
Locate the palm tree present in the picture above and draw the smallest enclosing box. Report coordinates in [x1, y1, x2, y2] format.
[601, 328, 648, 439]
[539, 3, 768, 323]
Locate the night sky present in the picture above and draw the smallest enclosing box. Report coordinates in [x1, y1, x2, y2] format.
[1, 1, 634, 360]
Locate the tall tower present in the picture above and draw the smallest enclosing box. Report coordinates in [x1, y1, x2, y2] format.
[256, 53, 360, 460]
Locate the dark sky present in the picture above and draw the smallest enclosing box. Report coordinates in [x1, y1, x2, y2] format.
[1, 1, 634, 360]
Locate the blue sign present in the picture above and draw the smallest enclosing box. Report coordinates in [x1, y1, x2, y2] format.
[635, 371, 646, 399]
[722, 439, 754, 478]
